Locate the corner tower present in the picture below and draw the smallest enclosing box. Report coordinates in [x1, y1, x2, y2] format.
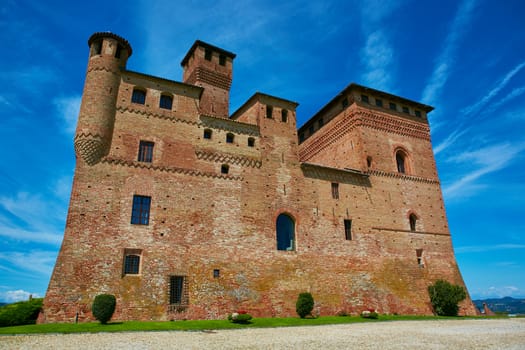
[74, 32, 132, 165]
[181, 40, 236, 118]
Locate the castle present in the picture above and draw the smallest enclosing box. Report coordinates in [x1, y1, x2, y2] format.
[39, 32, 477, 322]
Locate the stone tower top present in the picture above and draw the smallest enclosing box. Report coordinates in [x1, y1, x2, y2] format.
[181, 40, 236, 118]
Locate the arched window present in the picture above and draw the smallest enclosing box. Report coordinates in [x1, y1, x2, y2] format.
[276, 213, 295, 251]
[203, 129, 212, 139]
[409, 213, 417, 232]
[396, 150, 407, 174]
[131, 88, 146, 105]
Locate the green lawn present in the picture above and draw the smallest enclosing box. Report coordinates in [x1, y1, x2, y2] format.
[0, 315, 489, 335]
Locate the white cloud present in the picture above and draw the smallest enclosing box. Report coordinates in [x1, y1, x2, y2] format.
[0, 290, 41, 303]
[461, 61, 525, 116]
[422, 0, 477, 106]
[443, 142, 525, 199]
[433, 128, 468, 155]
[485, 85, 525, 115]
[53, 95, 81, 134]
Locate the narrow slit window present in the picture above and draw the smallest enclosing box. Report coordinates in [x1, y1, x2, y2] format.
[331, 183, 339, 199]
[344, 219, 352, 240]
[416, 249, 424, 267]
[409, 214, 417, 232]
[396, 151, 407, 174]
[281, 109, 288, 122]
[266, 105, 273, 119]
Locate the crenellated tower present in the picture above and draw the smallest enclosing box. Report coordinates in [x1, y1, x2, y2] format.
[74, 32, 132, 165]
[181, 40, 236, 118]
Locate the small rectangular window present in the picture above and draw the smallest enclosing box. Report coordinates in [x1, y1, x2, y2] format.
[266, 105, 273, 119]
[361, 94, 369, 104]
[123, 249, 141, 275]
[318, 117, 324, 128]
[204, 48, 212, 61]
[402, 106, 409, 114]
[344, 219, 352, 240]
[132, 89, 146, 105]
[416, 249, 424, 267]
[342, 97, 349, 108]
[160, 95, 173, 110]
[115, 45, 122, 59]
[331, 182, 339, 200]
[138, 141, 154, 163]
[309, 125, 314, 135]
[389, 102, 397, 111]
[219, 54, 226, 66]
[281, 109, 288, 122]
[375, 99, 383, 107]
[247, 137, 255, 147]
[415, 110, 422, 118]
[131, 195, 151, 225]
[299, 133, 305, 142]
[169, 276, 186, 305]
[213, 269, 220, 278]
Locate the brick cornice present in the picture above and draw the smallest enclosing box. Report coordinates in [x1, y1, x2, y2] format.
[371, 227, 450, 236]
[200, 115, 260, 136]
[195, 149, 262, 168]
[358, 110, 430, 140]
[186, 67, 232, 90]
[367, 169, 440, 184]
[100, 157, 243, 180]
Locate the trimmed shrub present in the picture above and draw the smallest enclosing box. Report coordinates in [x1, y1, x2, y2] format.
[296, 292, 314, 318]
[360, 310, 379, 319]
[0, 298, 43, 327]
[92, 294, 116, 324]
[428, 279, 467, 316]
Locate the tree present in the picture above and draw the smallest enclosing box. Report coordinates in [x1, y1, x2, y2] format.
[92, 294, 116, 324]
[0, 298, 43, 327]
[428, 280, 467, 316]
[296, 292, 314, 318]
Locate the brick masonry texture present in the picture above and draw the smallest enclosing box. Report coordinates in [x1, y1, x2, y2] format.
[39, 33, 477, 323]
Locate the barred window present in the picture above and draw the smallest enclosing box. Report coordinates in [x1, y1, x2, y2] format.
[131, 195, 151, 225]
[132, 88, 146, 104]
[169, 275, 186, 305]
[123, 250, 141, 275]
[138, 141, 154, 163]
[160, 94, 173, 110]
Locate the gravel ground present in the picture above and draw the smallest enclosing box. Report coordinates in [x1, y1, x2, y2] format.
[1, 318, 524, 349]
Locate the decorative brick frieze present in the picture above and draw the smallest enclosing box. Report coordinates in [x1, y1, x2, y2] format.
[195, 149, 262, 168]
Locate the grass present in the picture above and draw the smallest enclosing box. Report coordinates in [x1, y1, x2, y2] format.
[0, 314, 495, 335]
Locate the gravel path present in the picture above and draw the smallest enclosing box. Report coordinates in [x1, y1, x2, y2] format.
[1, 318, 524, 349]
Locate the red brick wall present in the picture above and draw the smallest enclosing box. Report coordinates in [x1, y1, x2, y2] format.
[39, 34, 476, 323]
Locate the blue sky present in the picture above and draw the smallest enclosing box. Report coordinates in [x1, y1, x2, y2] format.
[1, 0, 524, 303]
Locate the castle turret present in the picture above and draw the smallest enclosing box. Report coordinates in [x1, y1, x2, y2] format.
[181, 41, 236, 118]
[74, 32, 132, 165]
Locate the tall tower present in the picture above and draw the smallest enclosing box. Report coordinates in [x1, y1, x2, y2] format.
[181, 40, 236, 118]
[74, 32, 132, 165]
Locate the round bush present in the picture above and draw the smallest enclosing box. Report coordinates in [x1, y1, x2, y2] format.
[92, 294, 116, 324]
[428, 280, 466, 316]
[296, 292, 314, 318]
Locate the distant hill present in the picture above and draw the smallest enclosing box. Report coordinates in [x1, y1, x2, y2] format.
[473, 297, 525, 314]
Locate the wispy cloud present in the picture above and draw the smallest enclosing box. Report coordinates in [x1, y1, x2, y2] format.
[0, 250, 57, 276]
[53, 95, 81, 134]
[433, 128, 469, 155]
[461, 61, 525, 116]
[443, 142, 525, 199]
[422, 0, 477, 106]
[358, 0, 401, 91]
[455, 243, 525, 254]
[485, 85, 525, 115]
